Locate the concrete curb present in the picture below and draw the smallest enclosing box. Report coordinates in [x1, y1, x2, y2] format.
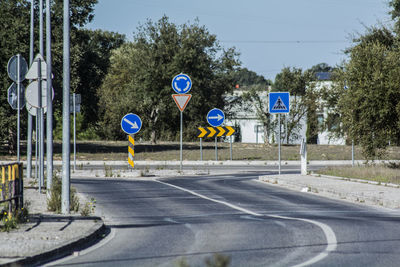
[3, 218, 106, 267]
[258, 174, 400, 210]
[5, 160, 399, 167]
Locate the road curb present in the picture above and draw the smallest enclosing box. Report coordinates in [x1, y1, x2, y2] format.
[3, 217, 106, 267]
[258, 174, 400, 210]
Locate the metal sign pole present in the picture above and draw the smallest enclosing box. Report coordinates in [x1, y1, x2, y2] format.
[278, 114, 281, 175]
[180, 111, 183, 172]
[200, 137, 203, 161]
[215, 136, 218, 161]
[73, 93, 76, 172]
[352, 140, 355, 167]
[17, 54, 21, 162]
[27, 0, 35, 179]
[230, 135, 233, 161]
[46, 0, 53, 195]
[37, 58, 44, 190]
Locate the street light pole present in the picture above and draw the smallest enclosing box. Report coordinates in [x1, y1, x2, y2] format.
[62, 0, 70, 214]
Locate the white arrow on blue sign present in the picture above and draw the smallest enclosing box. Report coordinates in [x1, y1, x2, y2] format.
[121, 113, 142, 135]
[207, 108, 225, 127]
[269, 92, 290, 114]
[172, 73, 192, 94]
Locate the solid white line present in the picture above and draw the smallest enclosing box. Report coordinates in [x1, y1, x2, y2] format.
[156, 179, 337, 267]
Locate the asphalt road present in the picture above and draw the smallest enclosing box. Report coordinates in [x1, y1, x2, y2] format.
[48, 171, 400, 267]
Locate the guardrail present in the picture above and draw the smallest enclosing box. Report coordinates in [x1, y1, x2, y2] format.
[0, 162, 23, 216]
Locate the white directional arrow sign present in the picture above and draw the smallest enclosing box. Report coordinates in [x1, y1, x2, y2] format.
[123, 118, 139, 129]
[208, 114, 223, 121]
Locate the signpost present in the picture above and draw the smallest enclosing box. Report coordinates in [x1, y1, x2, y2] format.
[172, 74, 192, 94]
[121, 113, 142, 169]
[25, 54, 51, 191]
[70, 93, 81, 171]
[7, 83, 25, 110]
[207, 108, 225, 160]
[269, 92, 290, 175]
[172, 74, 192, 171]
[197, 126, 235, 160]
[7, 55, 28, 162]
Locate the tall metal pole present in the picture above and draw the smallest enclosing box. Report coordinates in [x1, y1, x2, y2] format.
[46, 0, 53, 196]
[39, 0, 44, 189]
[62, 0, 71, 214]
[27, 0, 34, 179]
[37, 59, 42, 192]
[17, 54, 21, 162]
[73, 93, 76, 172]
[180, 111, 183, 172]
[278, 114, 281, 175]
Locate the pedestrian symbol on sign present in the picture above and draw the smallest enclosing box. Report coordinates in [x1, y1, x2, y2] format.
[269, 92, 290, 114]
[272, 97, 287, 111]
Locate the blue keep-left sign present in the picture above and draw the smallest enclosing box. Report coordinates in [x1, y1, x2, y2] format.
[121, 113, 142, 135]
[172, 73, 192, 94]
[269, 92, 290, 114]
[207, 108, 225, 127]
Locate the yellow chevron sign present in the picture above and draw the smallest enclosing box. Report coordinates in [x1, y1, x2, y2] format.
[216, 126, 226, 137]
[207, 127, 216, 137]
[225, 126, 235, 136]
[197, 127, 207, 138]
[197, 126, 235, 138]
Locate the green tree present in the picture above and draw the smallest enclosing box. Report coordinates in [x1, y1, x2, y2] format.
[98, 16, 239, 142]
[232, 67, 272, 88]
[273, 67, 316, 143]
[336, 41, 400, 158]
[0, 0, 30, 153]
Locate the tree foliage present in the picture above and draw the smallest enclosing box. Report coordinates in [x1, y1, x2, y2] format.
[98, 16, 240, 142]
[0, 0, 30, 153]
[336, 41, 400, 158]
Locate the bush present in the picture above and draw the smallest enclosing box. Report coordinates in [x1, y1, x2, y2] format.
[47, 174, 80, 213]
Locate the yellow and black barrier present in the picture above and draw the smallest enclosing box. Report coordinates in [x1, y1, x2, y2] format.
[0, 162, 23, 217]
[128, 135, 135, 168]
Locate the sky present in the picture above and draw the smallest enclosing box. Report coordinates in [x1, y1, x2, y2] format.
[87, 0, 392, 81]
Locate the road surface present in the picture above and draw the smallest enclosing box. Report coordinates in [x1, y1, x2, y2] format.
[48, 171, 400, 266]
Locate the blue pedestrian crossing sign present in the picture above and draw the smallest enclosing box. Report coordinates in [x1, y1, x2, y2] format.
[207, 108, 225, 127]
[172, 73, 192, 94]
[121, 113, 142, 135]
[269, 92, 290, 114]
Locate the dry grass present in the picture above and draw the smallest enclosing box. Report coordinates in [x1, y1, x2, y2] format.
[317, 165, 400, 184]
[1, 141, 400, 161]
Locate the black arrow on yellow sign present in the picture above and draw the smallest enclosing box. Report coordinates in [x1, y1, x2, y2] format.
[197, 126, 235, 138]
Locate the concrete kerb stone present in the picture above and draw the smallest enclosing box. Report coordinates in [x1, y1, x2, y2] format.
[258, 173, 400, 209]
[4, 219, 106, 267]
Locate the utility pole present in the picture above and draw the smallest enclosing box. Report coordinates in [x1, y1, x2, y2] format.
[62, 0, 70, 214]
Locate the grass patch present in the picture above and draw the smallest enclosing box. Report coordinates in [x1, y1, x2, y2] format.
[1, 141, 400, 161]
[317, 164, 400, 185]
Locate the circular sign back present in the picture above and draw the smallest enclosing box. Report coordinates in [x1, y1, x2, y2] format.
[7, 55, 28, 82]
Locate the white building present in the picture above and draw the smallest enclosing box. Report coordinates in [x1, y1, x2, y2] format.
[225, 73, 346, 145]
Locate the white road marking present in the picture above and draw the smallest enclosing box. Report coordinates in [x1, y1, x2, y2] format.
[156, 179, 338, 267]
